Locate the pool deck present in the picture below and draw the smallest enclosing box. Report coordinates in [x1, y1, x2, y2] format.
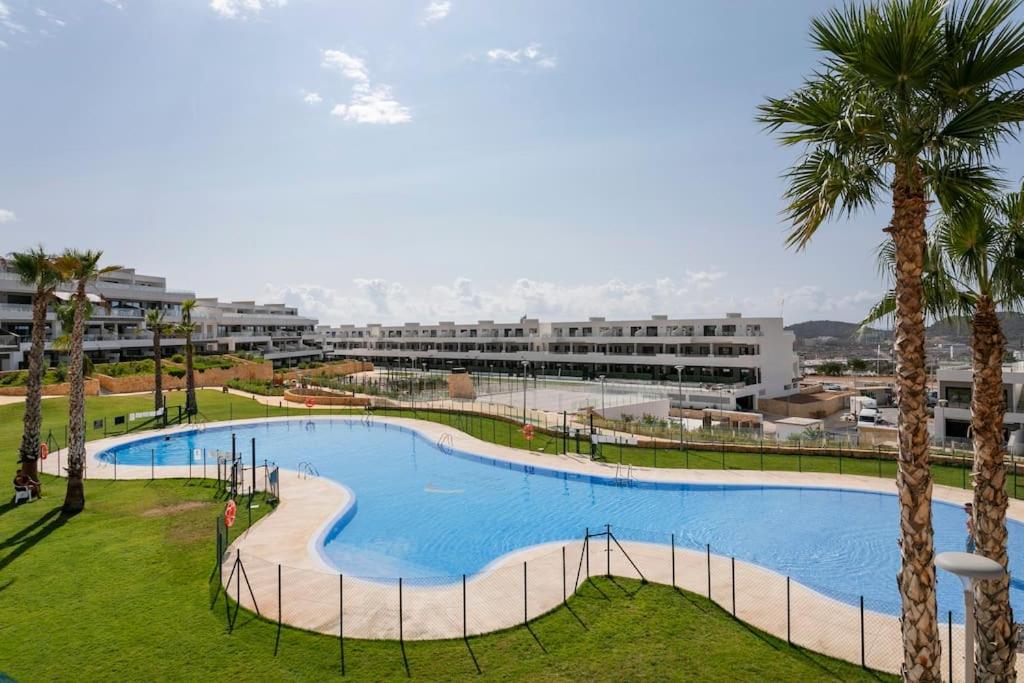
[53, 414, 1021, 681]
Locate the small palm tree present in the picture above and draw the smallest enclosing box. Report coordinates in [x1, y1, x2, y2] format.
[178, 299, 198, 417]
[52, 249, 119, 514]
[866, 186, 1024, 678]
[5, 247, 65, 485]
[145, 309, 173, 413]
[758, 2, 1024, 677]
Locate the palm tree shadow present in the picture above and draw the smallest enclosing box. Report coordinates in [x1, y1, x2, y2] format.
[0, 507, 70, 572]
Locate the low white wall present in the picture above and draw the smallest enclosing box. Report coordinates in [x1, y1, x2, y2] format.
[596, 398, 670, 421]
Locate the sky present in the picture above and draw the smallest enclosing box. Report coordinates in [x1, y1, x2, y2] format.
[2, 0, 1024, 327]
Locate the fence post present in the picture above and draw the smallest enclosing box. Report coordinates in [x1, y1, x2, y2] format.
[605, 524, 611, 577]
[204, 448, 207, 479]
[706, 544, 711, 599]
[786, 576, 791, 644]
[462, 574, 468, 640]
[523, 561, 528, 626]
[948, 610, 953, 682]
[671, 533, 676, 589]
[731, 557, 736, 617]
[398, 578, 404, 644]
[344, 573, 348, 675]
[277, 564, 282, 652]
[114, 452, 117, 481]
[859, 595, 865, 668]
[585, 527, 590, 578]
[562, 546, 567, 604]
[151, 449, 155, 480]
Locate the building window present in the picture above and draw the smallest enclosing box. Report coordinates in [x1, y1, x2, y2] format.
[945, 386, 972, 407]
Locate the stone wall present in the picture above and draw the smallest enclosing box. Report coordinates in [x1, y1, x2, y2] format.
[96, 356, 272, 394]
[283, 388, 370, 407]
[276, 360, 372, 383]
[0, 379, 101, 396]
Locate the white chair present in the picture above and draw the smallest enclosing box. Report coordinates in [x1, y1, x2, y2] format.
[13, 485, 35, 504]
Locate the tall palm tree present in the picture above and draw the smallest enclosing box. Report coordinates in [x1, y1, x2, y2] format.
[53, 250, 119, 514]
[178, 299, 198, 417]
[758, 1, 1024, 678]
[867, 186, 1024, 680]
[6, 247, 65, 485]
[145, 309, 172, 413]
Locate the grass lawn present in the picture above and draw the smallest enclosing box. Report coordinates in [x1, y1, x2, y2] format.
[0, 476, 893, 681]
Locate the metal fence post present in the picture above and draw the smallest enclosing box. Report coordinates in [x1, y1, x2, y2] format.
[948, 610, 953, 682]
[706, 544, 711, 599]
[113, 452, 117, 481]
[462, 574, 468, 640]
[562, 546, 567, 604]
[523, 561, 528, 625]
[398, 578, 404, 644]
[786, 576, 791, 644]
[585, 527, 590, 578]
[605, 524, 611, 577]
[859, 595, 865, 668]
[731, 557, 736, 616]
[151, 449, 155, 480]
[344, 573, 348, 675]
[671, 533, 676, 588]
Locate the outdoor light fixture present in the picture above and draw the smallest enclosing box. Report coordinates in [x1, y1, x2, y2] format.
[935, 551, 1006, 683]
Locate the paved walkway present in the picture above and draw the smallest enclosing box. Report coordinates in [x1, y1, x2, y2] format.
[41, 414, 1019, 681]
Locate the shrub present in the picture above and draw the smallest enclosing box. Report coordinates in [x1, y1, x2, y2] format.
[226, 378, 284, 396]
[167, 368, 186, 379]
[170, 353, 185, 364]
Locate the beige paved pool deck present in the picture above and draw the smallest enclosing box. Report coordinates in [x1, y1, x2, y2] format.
[45, 414, 1024, 681]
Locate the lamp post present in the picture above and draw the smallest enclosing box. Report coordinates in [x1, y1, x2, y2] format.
[675, 365, 685, 448]
[521, 360, 530, 425]
[935, 552, 1006, 683]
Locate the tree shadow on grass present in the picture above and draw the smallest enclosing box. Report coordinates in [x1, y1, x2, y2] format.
[0, 507, 71, 572]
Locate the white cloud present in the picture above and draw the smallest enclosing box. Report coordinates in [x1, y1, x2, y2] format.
[321, 49, 369, 83]
[35, 8, 66, 27]
[0, 1, 26, 34]
[210, 0, 287, 20]
[302, 90, 323, 105]
[0, 209, 17, 223]
[421, 1, 451, 24]
[320, 49, 411, 125]
[486, 43, 556, 69]
[330, 84, 411, 125]
[102, 0, 126, 8]
[0, 39, 7, 50]
[264, 274, 884, 327]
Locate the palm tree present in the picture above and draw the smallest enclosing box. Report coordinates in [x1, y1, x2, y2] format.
[178, 299, 198, 417]
[6, 247, 65, 485]
[145, 309, 172, 413]
[866, 186, 1024, 679]
[53, 250, 119, 514]
[757, 1, 1024, 678]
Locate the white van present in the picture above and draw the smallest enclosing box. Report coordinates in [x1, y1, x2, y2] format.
[857, 407, 880, 427]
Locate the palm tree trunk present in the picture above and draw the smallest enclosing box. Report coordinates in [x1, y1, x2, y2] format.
[185, 334, 196, 416]
[970, 296, 1017, 680]
[889, 168, 941, 682]
[153, 328, 163, 412]
[62, 282, 88, 514]
[18, 291, 49, 484]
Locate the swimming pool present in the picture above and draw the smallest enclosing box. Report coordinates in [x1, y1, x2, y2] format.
[100, 418, 1023, 620]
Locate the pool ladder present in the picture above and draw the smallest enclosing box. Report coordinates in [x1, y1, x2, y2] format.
[297, 462, 320, 479]
[437, 433, 454, 455]
[613, 463, 635, 487]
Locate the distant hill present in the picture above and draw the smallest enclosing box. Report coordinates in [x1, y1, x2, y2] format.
[928, 312, 1024, 342]
[785, 320, 884, 341]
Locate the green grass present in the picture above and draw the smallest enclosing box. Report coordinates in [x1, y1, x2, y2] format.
[93, 359, 159, 377]
[0, 477, 892, 681]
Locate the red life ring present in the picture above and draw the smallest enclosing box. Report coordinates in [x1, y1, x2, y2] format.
[305, 398, 316, 408]
[40, 443, 49, 460]
[522, 424, 535, 441]
[224, 499, 237, 528]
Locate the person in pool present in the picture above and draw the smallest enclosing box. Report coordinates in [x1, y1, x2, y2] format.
[965, 502, 976, 553]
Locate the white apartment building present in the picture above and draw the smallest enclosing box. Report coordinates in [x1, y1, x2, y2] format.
[932, 363, 1024, 443]
[318, 313, 800, 410]
[0, 262, 321, 371]
[191, 299, 321, 367]
[0, 265, 194, 371]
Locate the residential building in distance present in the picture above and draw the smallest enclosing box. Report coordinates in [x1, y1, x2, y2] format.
[0, 261, 321, 371]
[932, 363, 1024, 446]
[192, 299, 321, 366]
[317, 313, 800, 410]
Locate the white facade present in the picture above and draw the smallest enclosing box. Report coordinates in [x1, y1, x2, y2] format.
[0, 266, 194, 370]
[191, 299, 321, 367]
[932, 362, 1024, 442]
[316, 313, 800, 410]
[0, 262, 321, 371]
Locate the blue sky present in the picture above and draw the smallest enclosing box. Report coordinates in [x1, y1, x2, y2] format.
[3, 0, 1023, 326]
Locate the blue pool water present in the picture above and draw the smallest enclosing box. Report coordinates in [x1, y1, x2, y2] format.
[100, 419, 1024, 619]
